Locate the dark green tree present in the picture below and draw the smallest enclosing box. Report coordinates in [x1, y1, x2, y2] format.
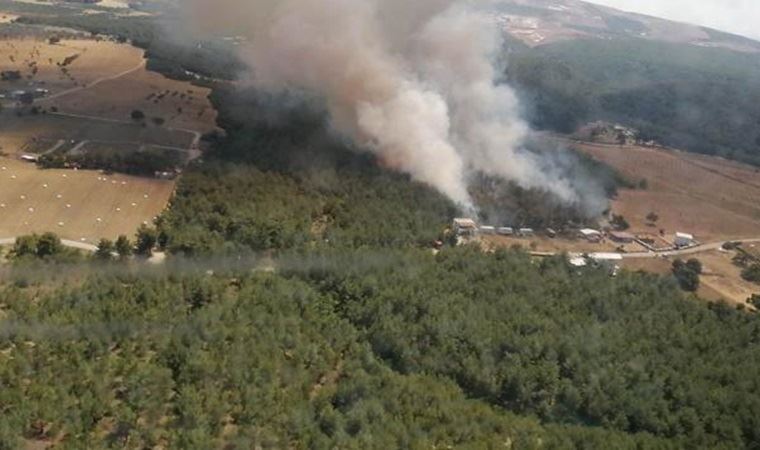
[115, 235, 132, 259]
[135, 225, 158, 257]
[94, 239, 115, 260]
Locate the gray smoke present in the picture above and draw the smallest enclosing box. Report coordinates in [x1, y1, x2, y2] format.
[183, 0, 595, 210]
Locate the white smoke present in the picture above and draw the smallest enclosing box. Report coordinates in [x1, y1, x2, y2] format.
[183, 0, 587, 209]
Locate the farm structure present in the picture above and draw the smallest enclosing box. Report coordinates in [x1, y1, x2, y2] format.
[453, 218, 478, 237]
[609, 231, 636, 243]
[579, 228, 603, 243]
[675, 232, 696, 248]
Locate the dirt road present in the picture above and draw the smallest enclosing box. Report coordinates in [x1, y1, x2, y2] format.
[0, 237, 98, 252]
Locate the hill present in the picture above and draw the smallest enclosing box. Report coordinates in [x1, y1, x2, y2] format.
[490, 0, 760, 166]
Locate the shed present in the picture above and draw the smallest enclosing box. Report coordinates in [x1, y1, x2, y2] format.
[674, 232, 695, 248]
[453, 218, 478, 237]
[579, 228, 603, 242]
[480, 226, 496, 235]
[609, 231, 635, 243]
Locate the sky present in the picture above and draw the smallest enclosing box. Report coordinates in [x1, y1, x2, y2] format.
[587, 0, 760, 41]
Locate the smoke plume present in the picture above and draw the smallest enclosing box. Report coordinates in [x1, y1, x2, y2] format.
[183, 0, 594, 210]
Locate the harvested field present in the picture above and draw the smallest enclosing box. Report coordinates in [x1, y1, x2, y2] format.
[0, 111, 195, 155]
[0, 12, 17, 23]
[53, 67, 218, 133]
[572, 142, 760, 242]
[0, 38, 144, 97]
[0, 157, 174, 243]
[0, 35, 217, 134]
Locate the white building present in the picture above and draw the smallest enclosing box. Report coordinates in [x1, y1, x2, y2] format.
[674, 232, 695, 248]
[480, 226, 496, 235]
[497, 227, 514, 236]
[579, 228, 603, 243]
[453, 218, 478, 237]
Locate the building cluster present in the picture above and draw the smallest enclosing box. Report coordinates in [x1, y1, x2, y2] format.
[454, 218, 697, 251]
[453, 218, 535, 239]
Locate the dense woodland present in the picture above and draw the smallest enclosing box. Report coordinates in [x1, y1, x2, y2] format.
[1, 5, 760, 449]
[507, 38, 760, 166]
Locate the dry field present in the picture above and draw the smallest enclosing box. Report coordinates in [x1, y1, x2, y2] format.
[574, 142, 760, 242]
[621, 251, 758, 308]
[0, 112, 195, 155]
[0, 158, 174, 243]
[53, 66, 218, 133]
[0, 36, 217, 134]
[0, 38, 144, 95]
[481, 234, 634, 254]
[0, 12, 17, 23]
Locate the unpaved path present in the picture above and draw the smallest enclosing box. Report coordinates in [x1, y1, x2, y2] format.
[0, 237, 98, 252]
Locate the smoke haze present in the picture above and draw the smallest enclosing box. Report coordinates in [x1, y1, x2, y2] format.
[587, 0, 760, 41]
[182, 0, 602, 211]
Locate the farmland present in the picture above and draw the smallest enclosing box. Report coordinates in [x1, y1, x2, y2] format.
[0, 158, 174, 243]
[574, 141, 760, 242]
[0, 27, 217, 244]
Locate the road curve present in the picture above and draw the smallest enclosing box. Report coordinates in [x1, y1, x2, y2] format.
[0, 237, 98, 253]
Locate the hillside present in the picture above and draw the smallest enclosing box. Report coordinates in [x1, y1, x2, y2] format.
[2, 2, 760, 448]
[484, 0, 760, 53]
[472, 0, 760, 166]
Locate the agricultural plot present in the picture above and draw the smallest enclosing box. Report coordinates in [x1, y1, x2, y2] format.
[0, 111, 195, 155]
[0, 158, 174, 243]
[574, 142, 760, 242]
[0, 37, 144, 100]
[52, 59, 218, 133]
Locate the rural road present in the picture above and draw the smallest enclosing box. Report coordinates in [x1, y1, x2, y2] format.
[36, 60, 147, 105]
[0, 237, 98, 253]
[532, 238, 760, 259]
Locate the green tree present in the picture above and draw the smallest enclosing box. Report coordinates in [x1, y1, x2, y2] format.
[36, 233, 63, 258]
[741, 264, 760, 284]
[673, 259, 700, 292]
[12, 235, 38, 258]
[94, 239, 115, 260]
[135, 225, 158, 257]
[611, 214, 630, 231]
[115, 235, 132, 259]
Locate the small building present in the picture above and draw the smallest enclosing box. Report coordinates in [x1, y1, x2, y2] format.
[480, 226, 496, 235]
[519, 228, 535, 237]
[453, 218, 478, 237]
[546, 228, 557, 238]
[568, 255, 588, 268]
[589, 252, 624, 276]
[609, 231, 635, 244]
[20, 154, 39, 163]
[497, 227, 514, 236]
[579, 228, 603, 243]
[674, 232, 695, 248]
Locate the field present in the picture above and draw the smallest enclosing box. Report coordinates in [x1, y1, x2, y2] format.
[0, 36, 217, 135]
[0, 111, 195, 155]
[0, 38, 144, 96]
[573, 140, 760, 307]
[0, 30, 218, 244]
[0, 158, 174, 243]
[572, 141, 760, 242]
